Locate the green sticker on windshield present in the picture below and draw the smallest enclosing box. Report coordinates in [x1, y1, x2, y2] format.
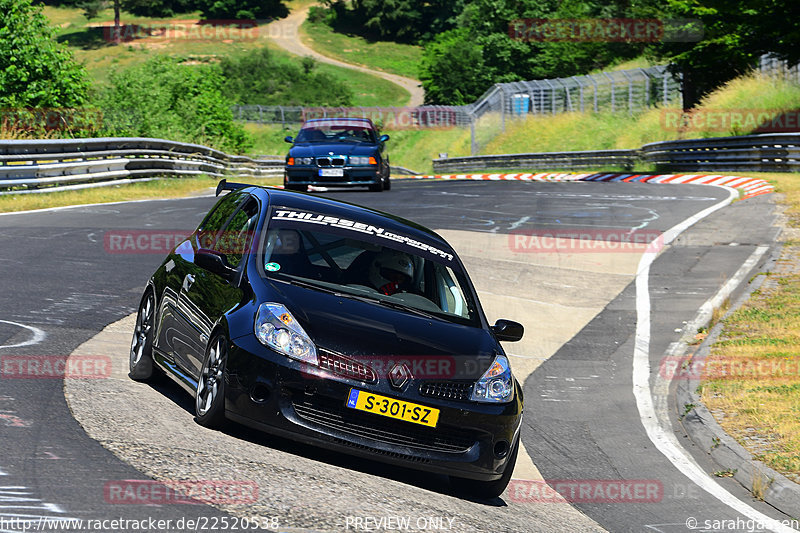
[265, 262, 281, 272]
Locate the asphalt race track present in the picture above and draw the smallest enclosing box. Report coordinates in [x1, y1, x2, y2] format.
[0, 179, 791, 532]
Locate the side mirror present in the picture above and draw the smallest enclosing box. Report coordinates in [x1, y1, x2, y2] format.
[491, 319, 524, 342]
[379, 134, 390, 143]
[284, 135, 294, 143]
[196, 249, 238, 282]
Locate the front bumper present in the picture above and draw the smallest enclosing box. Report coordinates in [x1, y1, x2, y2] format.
[225, 335, 523, 481]
[285, 166, 381, 187]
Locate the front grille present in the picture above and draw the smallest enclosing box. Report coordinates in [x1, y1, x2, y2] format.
[419, 381, 473, 401]
[330, 437, 431, 464]
[317, 157, 346, 167]
[291, 394, 476, 453]
[318, 349, 377, 383]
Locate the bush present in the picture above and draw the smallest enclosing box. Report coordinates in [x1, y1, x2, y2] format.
[97, 56, 251, 153]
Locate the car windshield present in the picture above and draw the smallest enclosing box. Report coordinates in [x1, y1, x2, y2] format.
[259, 209, 478, 325]
[295, 120, 377, 144]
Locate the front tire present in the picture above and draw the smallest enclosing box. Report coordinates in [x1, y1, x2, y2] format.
[451, 436, 519, 499]
[195, 334, 228, 429]
[368, 179, 384, 192]
[129, 289, 155, 381]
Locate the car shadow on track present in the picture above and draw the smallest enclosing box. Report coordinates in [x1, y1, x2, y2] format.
[144, 373, 508, 507]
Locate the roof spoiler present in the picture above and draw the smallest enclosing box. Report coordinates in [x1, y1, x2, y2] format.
[215, 179, 250, 197]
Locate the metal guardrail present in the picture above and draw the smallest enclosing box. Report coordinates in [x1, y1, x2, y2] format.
[0, 137, 283, 194]
[641, 133, 800, 172]
[3, 132, 797, 194]
[433, 149, 639, 173]
[434, 133, 800, 174]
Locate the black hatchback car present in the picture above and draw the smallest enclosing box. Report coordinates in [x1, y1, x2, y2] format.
[129, 180, 524, 498]
[283, 117, 391, 192]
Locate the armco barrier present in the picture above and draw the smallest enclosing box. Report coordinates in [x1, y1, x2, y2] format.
[434, 132, 800, 174]
[641, 133, 800, 172]
[0, 137, 283, 194]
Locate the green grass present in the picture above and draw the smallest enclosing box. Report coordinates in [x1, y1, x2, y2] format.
[0, 175, 280, 213]
[44, 5, 408, 106]
[308, 53, 410, 106]
[589, 56, 653, 74]
[300, 19, 423, 80]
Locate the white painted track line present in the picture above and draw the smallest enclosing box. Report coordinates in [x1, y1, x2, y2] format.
[633, 186, 794, 532]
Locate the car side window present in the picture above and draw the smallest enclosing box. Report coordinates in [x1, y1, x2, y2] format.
[215, 198, 259, 269]
[196, 191, 246, 250]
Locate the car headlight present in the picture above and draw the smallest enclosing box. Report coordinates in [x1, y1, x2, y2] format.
[349, 156, 372, 165]
[254, 303, 318, 365]
[471, 354, 514, 403]
[296, 157, 314, 165]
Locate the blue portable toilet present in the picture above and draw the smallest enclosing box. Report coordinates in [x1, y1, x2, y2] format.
[511, 94, 531, 115]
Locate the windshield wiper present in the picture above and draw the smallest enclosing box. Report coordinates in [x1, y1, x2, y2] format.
[376, 299, 439, 320]
[274, 276, 439, 318]
[279, 277, 384, 304]
[279, 276, 345, 296]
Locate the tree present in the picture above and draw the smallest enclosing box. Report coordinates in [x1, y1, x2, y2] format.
[196, 0, 288, 20]
[0, 0, 90, 107]
[419, 28, 492, 105]
[645, 0, 800, 107]
[331, 0, 465, 43]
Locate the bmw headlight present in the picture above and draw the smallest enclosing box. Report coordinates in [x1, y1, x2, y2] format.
[296, 157, 314, 165]
[254, 303, 318, 365]
[471, 354, 514, 403]
[349, 156, 370, 165]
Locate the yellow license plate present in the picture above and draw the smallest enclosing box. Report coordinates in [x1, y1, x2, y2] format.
[346, 389, 439, 428]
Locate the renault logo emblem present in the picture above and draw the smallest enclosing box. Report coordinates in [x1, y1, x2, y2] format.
[388, 363, 411, 390]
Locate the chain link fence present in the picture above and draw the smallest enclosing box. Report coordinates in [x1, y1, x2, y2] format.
[233, 65, 681, 125]
[760, 54, 800, 83]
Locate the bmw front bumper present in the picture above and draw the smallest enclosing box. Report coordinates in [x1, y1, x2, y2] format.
[284, 166, 382, 187]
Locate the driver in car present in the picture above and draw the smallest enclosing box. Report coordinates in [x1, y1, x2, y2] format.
[368, 250, 414, 296]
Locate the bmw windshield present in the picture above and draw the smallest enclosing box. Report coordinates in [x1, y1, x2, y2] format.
[259, 208, 479, 326]
[294, 119, 377, 144]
